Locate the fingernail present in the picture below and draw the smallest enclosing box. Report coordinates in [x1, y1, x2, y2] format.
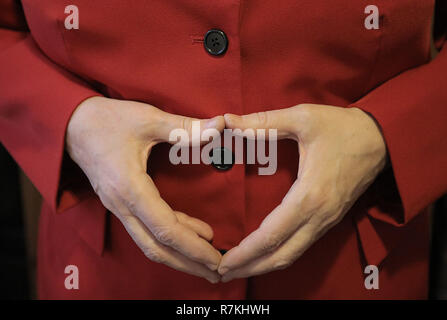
[204, 117, 218, 129]
[223, 114, 235, 125]
[221, 275, 232, 283]
[219, 267, 229, 275]
[206, 263, 218, 271]
[208, 277, 219, 284]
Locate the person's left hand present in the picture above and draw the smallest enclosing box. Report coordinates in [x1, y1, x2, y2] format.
[218, 104, 388, 282]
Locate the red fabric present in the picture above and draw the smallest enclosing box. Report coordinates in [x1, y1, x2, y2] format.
[0, 0, 445, 299]
[0, 0, 27, 30]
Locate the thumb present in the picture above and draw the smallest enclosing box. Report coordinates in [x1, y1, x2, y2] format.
[224, 108, 296, 139]
[175, 211, 214, 242]
[156, 113, 225, 146]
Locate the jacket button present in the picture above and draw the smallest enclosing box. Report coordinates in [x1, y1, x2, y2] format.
[209, 147, 234, 171]
[204, 29, 228, 56]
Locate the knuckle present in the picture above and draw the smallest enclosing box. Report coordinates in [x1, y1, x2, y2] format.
[112, 175, 146, 211]
[299, 188, 323, 212]
[261, 232, 282, 253]
[255, 111, 268, 127]
[103, 171, 129, 197]
[295, 103, 313, 116]
[153, 226, 176, 246]
[303, 187, 343, 226]
[325, 210, 344, 226]
[91, 173, 114, 197]
[142, 247, 165, 264]
[306, 184, 335, 207]
[91, 180, 102, 196]
[122, 196, 137, 215]
[272, 257, 293, 271]
[294, 104, 314, 131]
[95, 184, 121, 212]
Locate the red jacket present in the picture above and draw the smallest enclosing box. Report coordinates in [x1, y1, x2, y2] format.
[0, 0, 446, 299]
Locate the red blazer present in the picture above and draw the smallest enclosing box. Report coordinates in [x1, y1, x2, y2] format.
[0, 0, 446, 299]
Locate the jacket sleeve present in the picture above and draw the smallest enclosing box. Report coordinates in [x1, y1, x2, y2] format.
[0, 0, 102, 213]
[350, 3, 447, 226]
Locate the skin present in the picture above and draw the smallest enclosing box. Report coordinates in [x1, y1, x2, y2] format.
[67, 98, 387, 283]
[218, 104, 387, 282]
[66, 96, 225, 283]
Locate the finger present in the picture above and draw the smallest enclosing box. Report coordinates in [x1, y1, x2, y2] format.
[156, 112, 225, 145]
[175, 211, 214, 242]
[120, 213, 221, 284]
[218, 179, 308, 274]
[125, 172, 222, 269]
[224, 109, 297, 139]
[221, 224, 316, 282]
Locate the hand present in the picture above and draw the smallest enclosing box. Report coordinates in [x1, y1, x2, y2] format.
[66, 96, 224, 283]
[218, 104, 387, 281]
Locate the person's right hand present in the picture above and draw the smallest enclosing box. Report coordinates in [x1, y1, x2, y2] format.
[66, 96, 224, 283]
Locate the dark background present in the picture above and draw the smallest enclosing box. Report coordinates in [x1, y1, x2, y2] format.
[0, 143, 446, 299]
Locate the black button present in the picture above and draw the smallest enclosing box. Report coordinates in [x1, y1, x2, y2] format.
[209, 147, 234, 171]
[204, 29, 228, 56]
